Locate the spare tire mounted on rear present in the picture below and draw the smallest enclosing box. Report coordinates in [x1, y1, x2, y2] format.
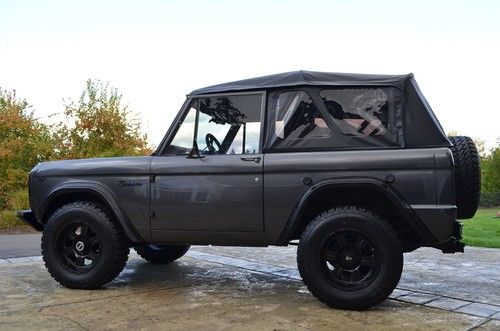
[448, 136, 481, 219]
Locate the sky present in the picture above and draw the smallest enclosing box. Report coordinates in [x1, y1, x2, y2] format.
[1, 0, 499, 149]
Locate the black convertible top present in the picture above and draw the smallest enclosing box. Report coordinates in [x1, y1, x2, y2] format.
[187, 70, 450, 148]
[190, 70, 414, 95]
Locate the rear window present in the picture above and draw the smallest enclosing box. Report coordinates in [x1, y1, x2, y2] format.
[319, 89, 389, 136]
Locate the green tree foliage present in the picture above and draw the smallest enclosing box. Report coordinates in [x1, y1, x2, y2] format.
[448, 132, 499, 206]
[0, 81, 152, 229]
[55, 79, 151, 159]
[0, 89, 55, 209]
[481, 142, 500, 193]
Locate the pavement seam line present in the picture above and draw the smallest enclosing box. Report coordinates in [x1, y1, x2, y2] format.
[465, 318, 493, 331]
[43, 313, 89, 331]
[394, 287, 500, 309]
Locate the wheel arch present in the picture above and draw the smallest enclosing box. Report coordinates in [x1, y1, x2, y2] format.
[38, 182, 144, 243]
[277, 177, 437, 249]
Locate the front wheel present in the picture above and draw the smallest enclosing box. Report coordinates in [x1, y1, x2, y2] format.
[297, 206, 403, 310]
[41, 202, 130, 289]
[134, 244, 190, 264]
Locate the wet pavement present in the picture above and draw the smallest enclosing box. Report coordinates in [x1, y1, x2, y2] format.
[0, 234, 41, 259]
[0, 243, 499, 330]
[191, 246, 500, 307]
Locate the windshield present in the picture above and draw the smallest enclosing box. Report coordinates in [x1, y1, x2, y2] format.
[164, 94, 262, 156]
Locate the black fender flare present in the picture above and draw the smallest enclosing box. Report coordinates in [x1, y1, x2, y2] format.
[38, 181, 144, 243]
[276, 177, 437, 245]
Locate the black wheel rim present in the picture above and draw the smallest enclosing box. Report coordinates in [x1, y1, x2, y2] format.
[320, 231, 380, 291]
[56, 222, 102, 273]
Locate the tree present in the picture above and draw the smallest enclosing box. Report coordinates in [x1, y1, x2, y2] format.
[481, 141, 500, 193]
[55, 79, 151, 159]
[0, 88, 55, 209]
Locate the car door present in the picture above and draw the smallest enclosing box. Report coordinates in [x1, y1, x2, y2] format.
[150, 92, 265, 239]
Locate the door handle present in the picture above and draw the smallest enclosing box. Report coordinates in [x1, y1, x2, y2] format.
[241, 156, 261, 163]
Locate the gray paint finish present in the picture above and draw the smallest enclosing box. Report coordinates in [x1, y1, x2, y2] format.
[29, 156, 152, 242]
[150, 154, 263, 234]
[22, 74, 459, 248]
[24, 148, 455, 245]
[25, 147, 455, 245]
[264, 148, 454, 243]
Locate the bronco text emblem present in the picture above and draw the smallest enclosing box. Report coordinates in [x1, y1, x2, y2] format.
[117, 180, 143, 187]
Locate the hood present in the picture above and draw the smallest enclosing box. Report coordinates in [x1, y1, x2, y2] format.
[31, 156, 152, 177]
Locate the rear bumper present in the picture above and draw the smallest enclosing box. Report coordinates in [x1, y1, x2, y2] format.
[436, 221, 464, 253]
[412, 204, 464, 252]
[17, 210, 44, 231]
[412, 205, 457, 243]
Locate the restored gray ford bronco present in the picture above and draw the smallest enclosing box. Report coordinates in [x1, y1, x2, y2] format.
[18, 71, 480, 310]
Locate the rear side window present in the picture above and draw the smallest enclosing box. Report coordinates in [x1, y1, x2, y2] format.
[275, 91, 330, 140]
[264, 87, 403, 151]
[319, 89, 389, 136]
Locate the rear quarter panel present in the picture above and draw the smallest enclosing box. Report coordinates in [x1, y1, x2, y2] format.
[263, 148, 454, 243]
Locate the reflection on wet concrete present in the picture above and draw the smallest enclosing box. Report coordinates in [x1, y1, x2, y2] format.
[0, 248, 498, 330]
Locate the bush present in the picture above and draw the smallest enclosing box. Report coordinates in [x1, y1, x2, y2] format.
[479, 192, 500, 208]
[0, 81, 152, 232]
[55, 79, 152, 159]
[0, 88, 55, 210]
[5, 189, 29, 211]
[0, 189, 29, 230]
[0, 209, 24, 230]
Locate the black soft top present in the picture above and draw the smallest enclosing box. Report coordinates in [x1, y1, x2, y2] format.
[191, 70, 414, 95]
[188, 70, 450, 149]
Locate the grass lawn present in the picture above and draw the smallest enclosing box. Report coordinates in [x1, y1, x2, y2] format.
[462, 208, 500, 248]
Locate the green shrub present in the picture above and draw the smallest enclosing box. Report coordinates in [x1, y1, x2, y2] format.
[0, 209, 24, 230]
[5, 189, 29, 210]
[479, 192, 500, 208]
[0, 189, 30, 230]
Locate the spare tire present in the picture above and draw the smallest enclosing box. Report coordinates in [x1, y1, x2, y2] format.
[449, 136, 481, 219]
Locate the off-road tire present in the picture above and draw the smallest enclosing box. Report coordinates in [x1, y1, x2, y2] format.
[297, 206, 403, 310]
[41, 202, 129, 289]
[135, 244, 190, 264]
[449, 136, 481, 219]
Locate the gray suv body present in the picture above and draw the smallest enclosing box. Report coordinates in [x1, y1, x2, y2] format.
[19, 71, 480, 310]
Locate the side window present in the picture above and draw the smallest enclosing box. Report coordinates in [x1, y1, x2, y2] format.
[319, 89, 389, 136]
[165, 94, 262, 155]
[275, 91, 330, 140]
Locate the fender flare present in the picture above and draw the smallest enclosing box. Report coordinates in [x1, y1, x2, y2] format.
[276, 177, 437, 245]
[38, 181, 144, 243]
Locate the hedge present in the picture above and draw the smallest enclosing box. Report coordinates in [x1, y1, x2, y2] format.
[479, 192, 500, 208]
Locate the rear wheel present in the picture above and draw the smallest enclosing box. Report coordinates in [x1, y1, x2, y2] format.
[41, 202, 129, 289]
[135, 244, 190, 264]
[297, 206, 403, 310]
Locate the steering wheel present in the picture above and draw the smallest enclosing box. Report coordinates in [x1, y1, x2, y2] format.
[205, 133, 223, 154]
